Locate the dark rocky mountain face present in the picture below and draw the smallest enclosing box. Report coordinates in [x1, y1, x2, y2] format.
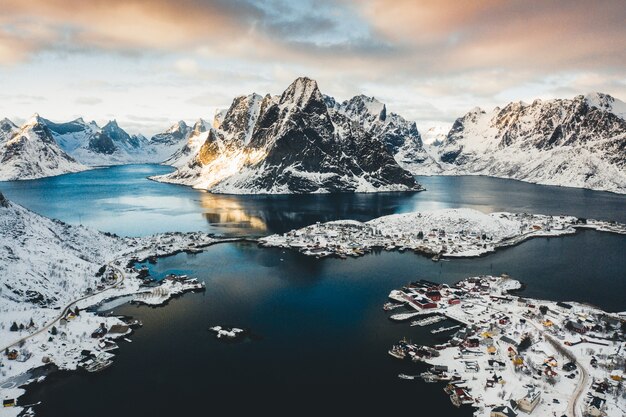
[331, 94, 423, 154]
[0, 191, 8, 208]
[88, 132, 117, 155]
[160, 77, 421, 193]
[41, 117, 88, 135]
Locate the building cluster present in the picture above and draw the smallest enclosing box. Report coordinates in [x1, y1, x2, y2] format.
[385, 275, 626, 417]
[260, 211, 622, 261]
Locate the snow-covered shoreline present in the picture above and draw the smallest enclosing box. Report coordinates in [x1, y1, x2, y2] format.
[259, 208, 626, 259]
[384, 275, 626, 417]
[0, 193, 241, 416]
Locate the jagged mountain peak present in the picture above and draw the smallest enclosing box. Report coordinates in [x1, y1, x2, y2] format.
[436, 92, 626, 193]
[192, 118, 210, 134]
[0, 117, 85, 181]
[156, 77, 421, 194]
[166, 120, 189, 133]
[583, 92, 625, 119]
[104, 119, 119, 128]
[279, 76, 323, 108]
[1, 117, 16, 127]
[25, 113, 44, 126]
[340, 94, 387, 122]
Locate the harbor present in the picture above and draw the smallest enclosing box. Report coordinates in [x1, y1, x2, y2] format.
[384, 275, 626, 417]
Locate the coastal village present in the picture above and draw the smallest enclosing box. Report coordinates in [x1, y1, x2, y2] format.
[1, 206, 625, 416]
[384, 275, 626, 417]
[0, 231, 222, 417]
[260, 209, 626, 260]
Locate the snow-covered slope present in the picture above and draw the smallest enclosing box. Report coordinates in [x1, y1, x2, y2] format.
[0, 115, 87, 181]
[0, 118, 18, 146]
[0, 191, 123, 308]
[163, 118, 211, 168]
[156, 77, 421, 194]
[149, 120, 192, 162]
[326, 95, 441, 175]
[45, 117, 182, 166]
[435, 93, 626, 193]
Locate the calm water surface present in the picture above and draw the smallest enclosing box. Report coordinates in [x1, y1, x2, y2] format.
[3, 164, 624, 416]
[1, 164, 625, 236]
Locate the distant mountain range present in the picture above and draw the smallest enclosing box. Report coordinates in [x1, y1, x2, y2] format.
[433, 92, 626, 194]
[1, 79, 624, 194]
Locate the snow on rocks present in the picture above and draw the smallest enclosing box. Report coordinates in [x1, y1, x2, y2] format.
[209, 326, 245, 340]
[260, 208, 626, 259]
[132, 277, 205, 306]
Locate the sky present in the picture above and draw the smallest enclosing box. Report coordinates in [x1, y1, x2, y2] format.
[1, 0, 625, 136]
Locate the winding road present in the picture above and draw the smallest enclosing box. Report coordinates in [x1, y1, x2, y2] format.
[1, 261, 126, 353]
[476, 299, 589, 417]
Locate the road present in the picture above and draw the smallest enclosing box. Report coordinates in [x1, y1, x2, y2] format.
[1, 261, 126, 353]
[476, 299, 588, 417]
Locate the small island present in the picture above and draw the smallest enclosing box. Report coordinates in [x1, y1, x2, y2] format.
[260, 208, 626, 260]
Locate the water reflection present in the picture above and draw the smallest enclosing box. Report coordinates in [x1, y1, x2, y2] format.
[1, 165, 624, 238]
[199, 193, 267, 232]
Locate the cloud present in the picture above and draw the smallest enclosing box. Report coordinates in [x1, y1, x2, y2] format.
[75, 97, 102, 105]
[1, 0, 625, 130]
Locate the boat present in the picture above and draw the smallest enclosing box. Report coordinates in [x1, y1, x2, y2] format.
[431, 325, 461, 334]
[80, 353, 114, 373]
[410, 315, 445, 327]
[390, 311, 424, 322]
[97, 339, 119, 352]
[383, 302, 404, 311]
[420, 372, 438, 382]
[388, 345, 406, 360]
[398, 374, 417, 380]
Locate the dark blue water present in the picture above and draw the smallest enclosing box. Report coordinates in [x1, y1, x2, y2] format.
[5, 164, 625, 416]
[1, 164, 624, 236]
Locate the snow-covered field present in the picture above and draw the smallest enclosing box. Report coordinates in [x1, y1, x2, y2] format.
[260, 208, 626, 259]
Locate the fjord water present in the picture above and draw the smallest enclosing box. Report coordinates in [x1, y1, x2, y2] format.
[4, 164, 625, 415]
[1, 164, 625, 236]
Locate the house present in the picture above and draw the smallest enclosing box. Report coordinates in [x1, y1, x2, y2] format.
[448, 298, 461, 305]
[108, 324, 130, 335]
[556, 301, 573, 310]
[426, 290, 442, 302]
[568, 321, 587, 334]
[585, 396, 606, 417]
[413, 296, 438, 309]
[500, 336, 518, 346]
[3, 399, 16, 407]
[517, 386, 541, 413]
[490, 405, 518, 417]
[488, 359, 506, 370]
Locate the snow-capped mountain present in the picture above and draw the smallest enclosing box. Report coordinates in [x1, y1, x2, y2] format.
[0, 115, 87, 181]
[44, 117, 179, 166]
[435, 93, 626, 193]
[163, 118, 211, 168]
[0, 191, 122, 307]
[325, 94, 440, 175]
[155, 77, 421, 194]
[0, 118, 18, 146]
